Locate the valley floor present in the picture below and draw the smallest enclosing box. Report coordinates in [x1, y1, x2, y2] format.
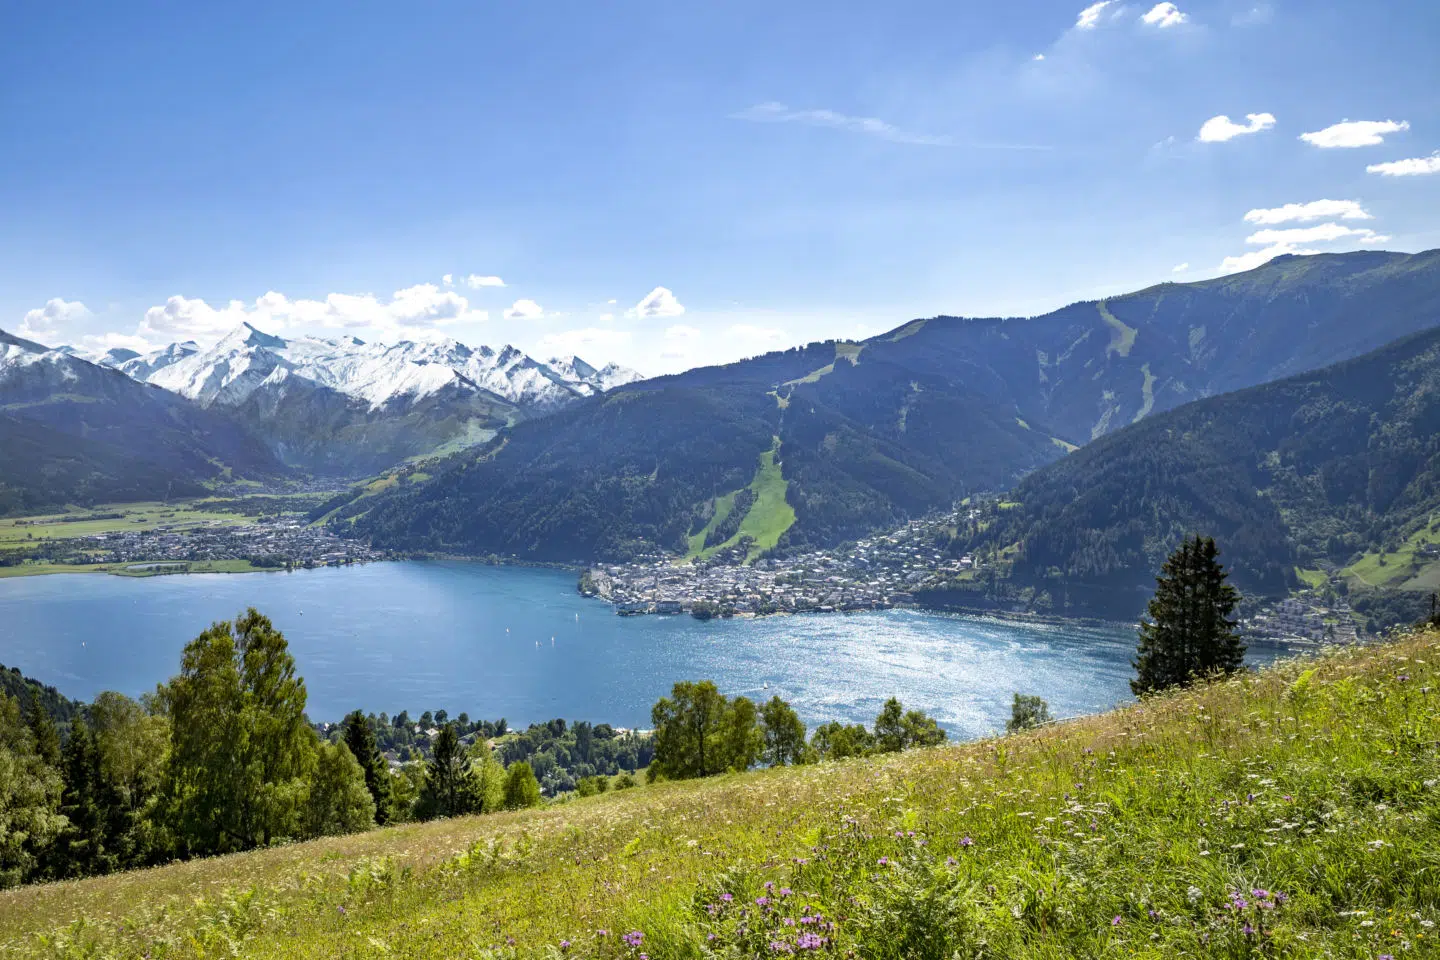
[3, 632, 1437, 958]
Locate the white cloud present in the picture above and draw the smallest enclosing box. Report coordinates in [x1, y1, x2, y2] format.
[1300, 119, 1409, 149]
[1142, 3, 1188, 27]
[1075, 1, 1115, 29]
[465, 274, 506, 289]
[1172, 263, 1190, 273]
[664, 324, 701, 341]
[442, 274, 454, 286]
[1197, 113, 1276, 143]
[503, 299, 545, 321]
[139, 284, 484, 342]
[627, 287, 686, 319]
[18, 298, 94, 341]
[1219, 243, 1317, 275]
[1033, 53, 1046, 61]
[537, 327, 633, 355]
[1243, 199, 1373, 225]
[732, 102, 950, 146]
[1367, 153, 1440, 177]
[598, 313, 615, 322]
[1245, 223, 1387, 246]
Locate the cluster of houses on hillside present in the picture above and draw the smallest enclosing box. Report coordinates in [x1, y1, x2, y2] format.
[584, 511, 981, 617]
[57, 517, 384, 570]
[1241, 595, 1363, 645]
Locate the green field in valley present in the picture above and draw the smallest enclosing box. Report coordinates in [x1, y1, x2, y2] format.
[3, 632, 1437, 958]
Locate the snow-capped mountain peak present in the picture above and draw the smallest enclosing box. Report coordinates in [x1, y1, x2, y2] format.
[127, 323, 644, 415]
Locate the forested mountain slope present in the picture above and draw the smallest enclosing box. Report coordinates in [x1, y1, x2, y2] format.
[0, 329, 284, 515]
[350, 250, 1440, 561]
[974, 325, 1440, 617]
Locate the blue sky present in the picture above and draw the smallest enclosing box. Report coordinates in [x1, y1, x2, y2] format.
[3, 0, 1438, 373]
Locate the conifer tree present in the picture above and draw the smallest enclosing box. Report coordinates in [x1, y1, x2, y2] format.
[1133, 535, 1245, 695]
[341, 710, 392, 824]
[55, 718, 111, 878]
[23, 696, 60, 769]
[420, 723, 471, 818]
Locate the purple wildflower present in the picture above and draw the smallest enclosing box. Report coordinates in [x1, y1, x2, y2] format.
[959, 836, 974, 847]
[1112, 915, 1122, 926]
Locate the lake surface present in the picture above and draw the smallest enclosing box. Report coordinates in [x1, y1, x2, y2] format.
[0, 561, 1288, 739]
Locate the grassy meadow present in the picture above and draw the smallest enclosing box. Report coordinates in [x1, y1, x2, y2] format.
[3, 632, 1438, 958]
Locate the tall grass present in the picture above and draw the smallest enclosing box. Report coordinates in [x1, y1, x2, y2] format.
[4, 632, 1438, 958]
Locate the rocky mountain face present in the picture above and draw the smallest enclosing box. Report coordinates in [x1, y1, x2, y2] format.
[89, 324, 643, 475]
[0, 329, 283, 515]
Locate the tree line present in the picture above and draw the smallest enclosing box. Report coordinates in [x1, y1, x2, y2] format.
[647, 682, 947, 780]
[0, 609, 551, 889]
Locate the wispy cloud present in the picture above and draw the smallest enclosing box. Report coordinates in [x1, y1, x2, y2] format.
[1197, 113, 1276, 143]
[1300, 119, 1409, 149]
[732, 102, 1050, 151]
[732, 102, 951, 146]
[1243, 199, 1372, 224]
[1367, 153, 1440, 177]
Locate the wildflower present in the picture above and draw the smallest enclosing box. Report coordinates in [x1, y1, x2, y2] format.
[721, 893, 734, 902]
[623, 931, 645, 947]
[959, 836, 974, 847]
[1242, 923, 1255, 936]
[757, 896, 772, 907]
[560, 941, 571, 952]
[506, 937, 516, 947]
[946, 857, 958, 867]
[779, 887, 793, 897]
[1112, 916, 1122, 926]
[877, 857, 890, 866]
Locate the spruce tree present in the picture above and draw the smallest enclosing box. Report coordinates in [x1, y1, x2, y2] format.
[1133, 535, 1245, 695]
[421, 723, 471, 818]
[56, 718, 110, 878]
[341, 710, 392, 824]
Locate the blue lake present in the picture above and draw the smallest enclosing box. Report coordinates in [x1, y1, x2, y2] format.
[0, 561, 1287, 739]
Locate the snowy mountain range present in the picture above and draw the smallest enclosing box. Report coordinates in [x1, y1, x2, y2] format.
[42, 323, 644, 475]
[1, 328, 282, 513]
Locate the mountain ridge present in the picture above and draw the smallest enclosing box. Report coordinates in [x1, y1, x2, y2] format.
[347, 248, 1440, 562]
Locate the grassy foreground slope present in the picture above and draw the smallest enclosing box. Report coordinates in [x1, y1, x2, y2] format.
[6, 636, 1440, 959]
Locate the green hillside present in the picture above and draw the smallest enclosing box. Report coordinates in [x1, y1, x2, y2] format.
[350, 249, 1440, 564]
[5, 632, 1438, 958]
[968, 324, 1440, 619]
